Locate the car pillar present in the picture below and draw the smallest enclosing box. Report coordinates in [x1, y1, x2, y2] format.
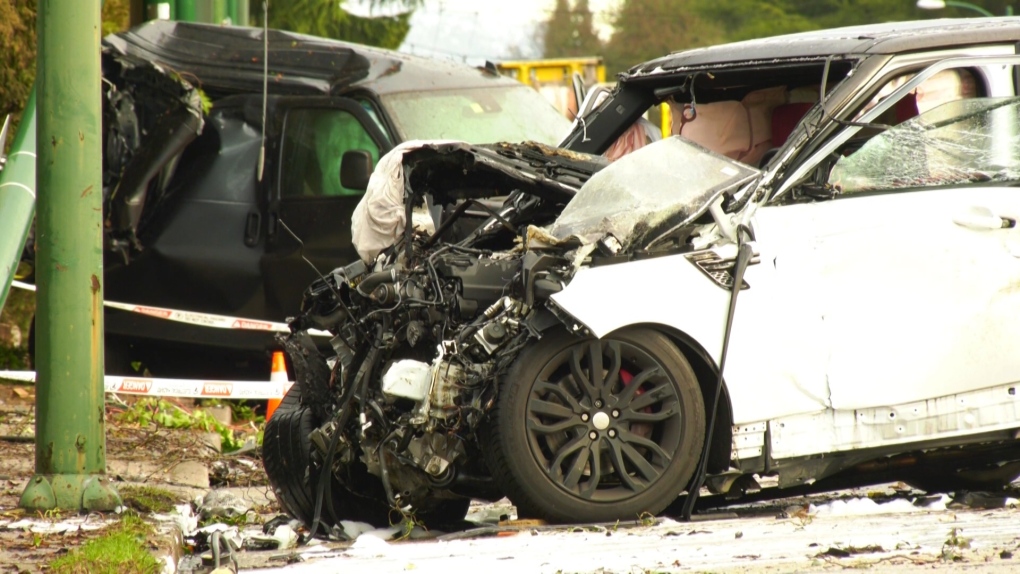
[20, 0, 121, 512]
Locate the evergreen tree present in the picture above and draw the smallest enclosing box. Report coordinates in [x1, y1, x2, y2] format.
[603, 0, 958, 76]
[0, 0, 36, 130]
[605, 0, 724, 75]
[255, 0, 419, 50]
[0, 0, 130, 149]
[543, 0, 604, 57]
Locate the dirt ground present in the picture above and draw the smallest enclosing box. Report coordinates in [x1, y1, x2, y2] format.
[4, 379, 1020, 573]
[0, 381, 278, 573]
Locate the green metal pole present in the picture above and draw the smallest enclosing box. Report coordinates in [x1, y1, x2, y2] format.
[144, 0, 176, 20]
[0, 90, 37, 312]
[214, 0, 228, 24]
[195, 0, 213, 22]
[177, 0, 196, 22]
[194, 0, 227, 23]
[227, 0, 250, 25]
[20, 0, 120, 512]
[236, 0, 249, 26]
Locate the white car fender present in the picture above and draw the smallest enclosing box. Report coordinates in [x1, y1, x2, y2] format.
[549, 238, 836, 426]
[550, 252, 731, 360]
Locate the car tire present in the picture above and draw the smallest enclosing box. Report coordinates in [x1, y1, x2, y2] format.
[263, 383, 390, 532]
[261, 384, 335, 530]
[262, 383, 471, 530]
[488, 327, 706, 524]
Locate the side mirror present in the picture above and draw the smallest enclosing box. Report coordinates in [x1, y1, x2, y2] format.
[340, 150, 373, 191]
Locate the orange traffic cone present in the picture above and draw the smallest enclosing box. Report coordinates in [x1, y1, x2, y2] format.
[266, 351, 289, 421]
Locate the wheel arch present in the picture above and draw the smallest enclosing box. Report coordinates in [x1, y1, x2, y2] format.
[621, 322, 734, 474]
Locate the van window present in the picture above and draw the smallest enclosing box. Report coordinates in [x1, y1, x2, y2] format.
[280, 108, 381, 197]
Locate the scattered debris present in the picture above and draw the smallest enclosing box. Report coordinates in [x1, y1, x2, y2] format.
[246, 519, 302, 551]
[817, 544, 884, 558]
[950, 491, 1020, 510]
[198, 489, 253, 522]
[806, 494, 949, 517]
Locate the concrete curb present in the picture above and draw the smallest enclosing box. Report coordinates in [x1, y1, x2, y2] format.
[153, 518, 185, 574]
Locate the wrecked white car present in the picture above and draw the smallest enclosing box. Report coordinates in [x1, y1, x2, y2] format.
[263, 18, 1020, 530]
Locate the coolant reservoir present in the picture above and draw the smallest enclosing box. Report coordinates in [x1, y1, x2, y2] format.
[381, 359, 432, 401]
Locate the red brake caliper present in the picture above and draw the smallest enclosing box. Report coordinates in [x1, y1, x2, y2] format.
[619, 369, 653, 438]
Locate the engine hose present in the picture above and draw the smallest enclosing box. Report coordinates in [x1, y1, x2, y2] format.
[377, 430, 400, 507]
[356, 269, 398, 297]
[308, 306, 348, 331]
[308, 326, 384, 540]
[680, 236, 754, 521]
[308, 401, 350, 540]
[424, 200, 474, 248]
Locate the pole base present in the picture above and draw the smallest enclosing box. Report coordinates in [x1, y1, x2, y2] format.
[19, 474, 122, 512]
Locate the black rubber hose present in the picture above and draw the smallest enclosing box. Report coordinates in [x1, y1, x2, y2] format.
[424, 200, 474, 248]
[357, 269, 397, 296]
[308, 326, 384, 539]
[681, 238, 755, 520]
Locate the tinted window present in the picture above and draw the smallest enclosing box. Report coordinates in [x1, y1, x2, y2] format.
[280, 109, 380, 197]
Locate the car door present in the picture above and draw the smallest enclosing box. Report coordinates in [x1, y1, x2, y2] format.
[760, 63, 1020, 413]
[261, 98, 393, 319]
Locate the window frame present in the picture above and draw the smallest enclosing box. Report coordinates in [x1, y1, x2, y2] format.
[274, 97, 392, 202]
[770, 51, 1020, 204]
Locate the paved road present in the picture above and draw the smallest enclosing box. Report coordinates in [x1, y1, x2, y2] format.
[241, 488, 1020, 573]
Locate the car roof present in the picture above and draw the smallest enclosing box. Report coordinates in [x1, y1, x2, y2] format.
[103, 20, 520, 98]
[627, 17, 1020, 77]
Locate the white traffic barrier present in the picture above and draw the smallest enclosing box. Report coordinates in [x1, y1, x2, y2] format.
[9, 280, 329, 337]
[0, 370, 293, 399]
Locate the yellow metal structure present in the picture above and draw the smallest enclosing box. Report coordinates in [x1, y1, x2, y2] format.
[496, 56, 606, 87]
[497, 57, 605, 120]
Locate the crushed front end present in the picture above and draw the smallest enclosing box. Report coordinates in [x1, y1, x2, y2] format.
[263, 141, 603, 529]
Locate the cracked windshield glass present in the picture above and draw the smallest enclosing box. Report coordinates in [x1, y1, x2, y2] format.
[831, 96, 1020, 193]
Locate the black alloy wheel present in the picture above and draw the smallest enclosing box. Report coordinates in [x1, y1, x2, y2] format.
[488, 327, 705, 523]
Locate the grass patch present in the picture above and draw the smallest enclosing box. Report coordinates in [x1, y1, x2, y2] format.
[49, 514, 161, 574]
[117, 398, 263, 452]
[119, 485, 181, 514]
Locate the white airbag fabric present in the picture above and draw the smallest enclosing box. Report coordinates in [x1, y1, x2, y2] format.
[351, 140, 461, 263]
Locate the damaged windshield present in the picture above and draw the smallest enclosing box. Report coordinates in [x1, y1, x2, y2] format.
[548, 137, 759, 246]
[831, 96, 1020, 193]
[381, 85, 571, 146]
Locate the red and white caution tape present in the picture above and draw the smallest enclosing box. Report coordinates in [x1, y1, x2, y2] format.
[10, 280, 328, 337]
[0, 370, 294, 400]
